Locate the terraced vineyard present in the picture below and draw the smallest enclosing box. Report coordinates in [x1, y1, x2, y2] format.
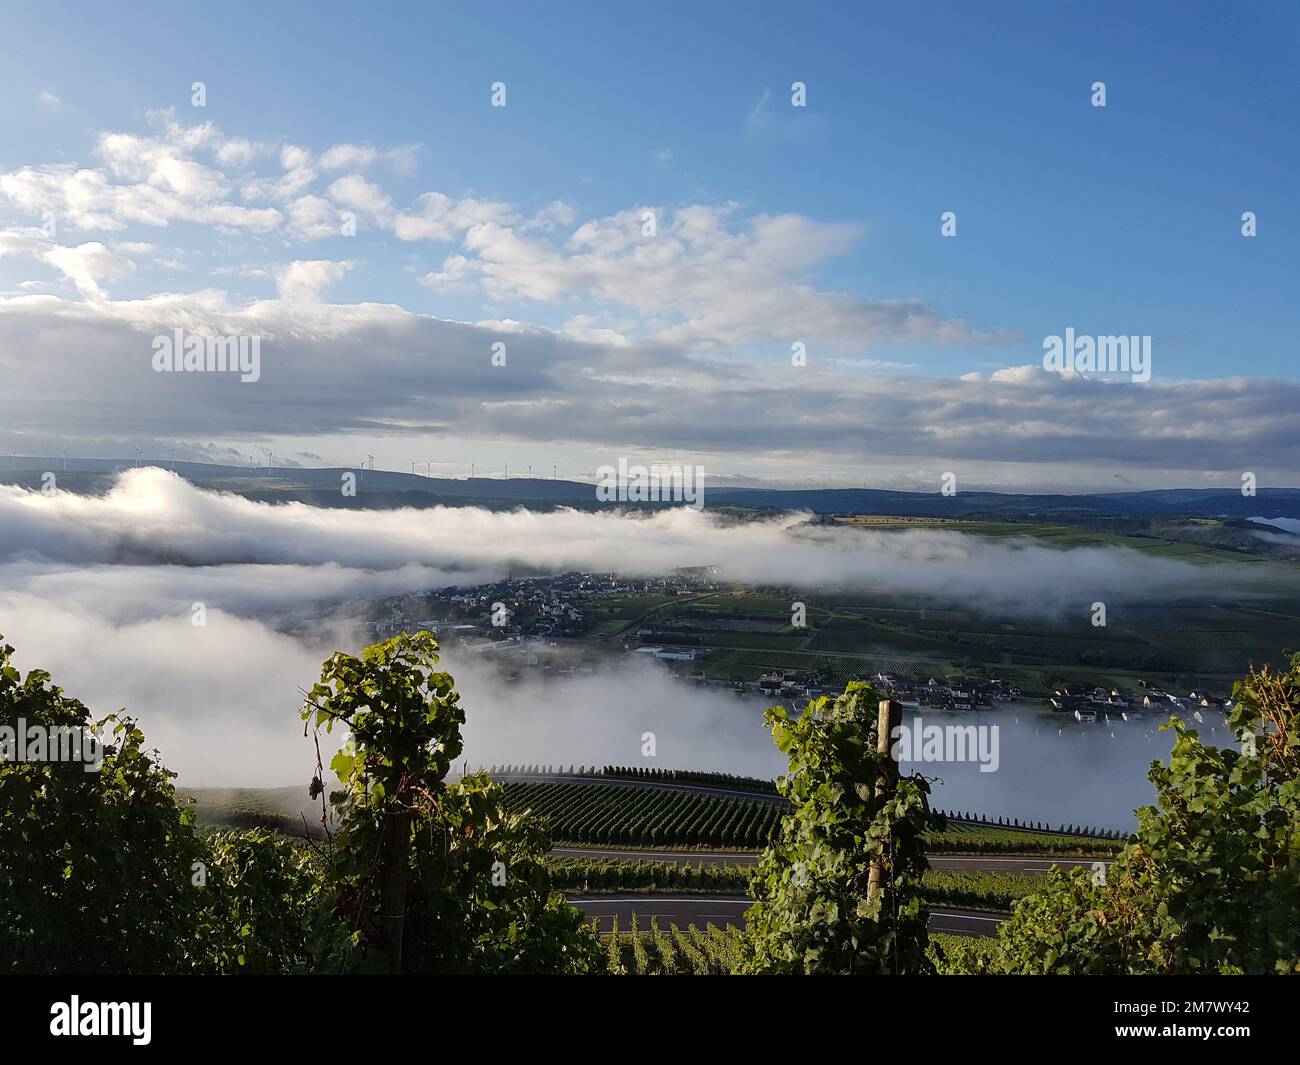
[501, 780, 784, 848]
[501, 779, 1122, 854]
[182, 779, 1124, 856]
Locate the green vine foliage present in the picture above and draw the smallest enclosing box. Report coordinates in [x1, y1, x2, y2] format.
[740, 682, 942, 974]
[302, 631, 602, 973]
[0, 636, 351, 973]
[979, 653, 1300, 975]
[0, 637, 210, 973]
[192, 831, 355, 974]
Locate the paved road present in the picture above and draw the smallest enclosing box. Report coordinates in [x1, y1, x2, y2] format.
[552, 846, 1113, 875]
[569, 895, 1006, 937]
[551, 846, 761, 866]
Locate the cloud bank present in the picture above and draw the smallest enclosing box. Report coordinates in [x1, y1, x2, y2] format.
[0, 469, 1236, 614]
[2, 112, 1295, 488]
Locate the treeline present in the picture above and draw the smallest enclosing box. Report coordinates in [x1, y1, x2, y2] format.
[591, 766, 777, 794]
[937, 809, 1126, 840]
[490, 763, 589, 776]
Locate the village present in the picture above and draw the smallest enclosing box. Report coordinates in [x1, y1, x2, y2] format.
[1046, 684, 1230, 723]
[351, 570, 1229, 723]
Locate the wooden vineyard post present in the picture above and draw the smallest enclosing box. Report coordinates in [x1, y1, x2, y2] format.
[866, 698, 903, 911]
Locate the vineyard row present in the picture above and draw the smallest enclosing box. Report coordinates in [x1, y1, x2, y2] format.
[554, 857, 1047, 911]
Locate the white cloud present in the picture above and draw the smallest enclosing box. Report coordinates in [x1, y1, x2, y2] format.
[273, 259, 354, 303]
[214, 138, 260, 168]
[0, 278, 1293, 484]
[319, 142, 418, 173]
[0, 230, 132, 300]
[392, 191, 514, 242]
[0, 468, 1231, 615]
[286, 195, 340, 240]
[417, 202, 1014, 352]
[319, 143, 378, 170]
[326, 173, 391, 216]
[1, 161, 282, 232]
[523, 201, 577, 233]
[0, 111, 1003, 360]
[280, 144, 313, 171]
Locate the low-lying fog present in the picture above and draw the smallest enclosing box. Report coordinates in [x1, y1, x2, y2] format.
[0, 468, 1237, 830]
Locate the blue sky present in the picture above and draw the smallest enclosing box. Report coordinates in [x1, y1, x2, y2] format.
[0, 1, 1297, 487]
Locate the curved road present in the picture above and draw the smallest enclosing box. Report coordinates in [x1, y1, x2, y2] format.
[552, 846, 1112, 876]
[559, 848, 1114, 937]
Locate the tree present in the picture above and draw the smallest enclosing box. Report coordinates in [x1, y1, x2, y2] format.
[980, 654, 1300, 975]
[302, 631, 601, 974]
[740, 683, 941, 974]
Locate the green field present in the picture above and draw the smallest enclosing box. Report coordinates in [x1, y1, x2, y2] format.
[589, 530, 1300, 694]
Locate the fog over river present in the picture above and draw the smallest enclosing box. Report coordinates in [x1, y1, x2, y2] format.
[0, 470, 1226, 830]
[456, 671, 1188, 832]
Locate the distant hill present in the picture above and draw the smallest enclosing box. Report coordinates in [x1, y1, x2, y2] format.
[3, 457, 1299, 520]
[705, 486, 1300, 520]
